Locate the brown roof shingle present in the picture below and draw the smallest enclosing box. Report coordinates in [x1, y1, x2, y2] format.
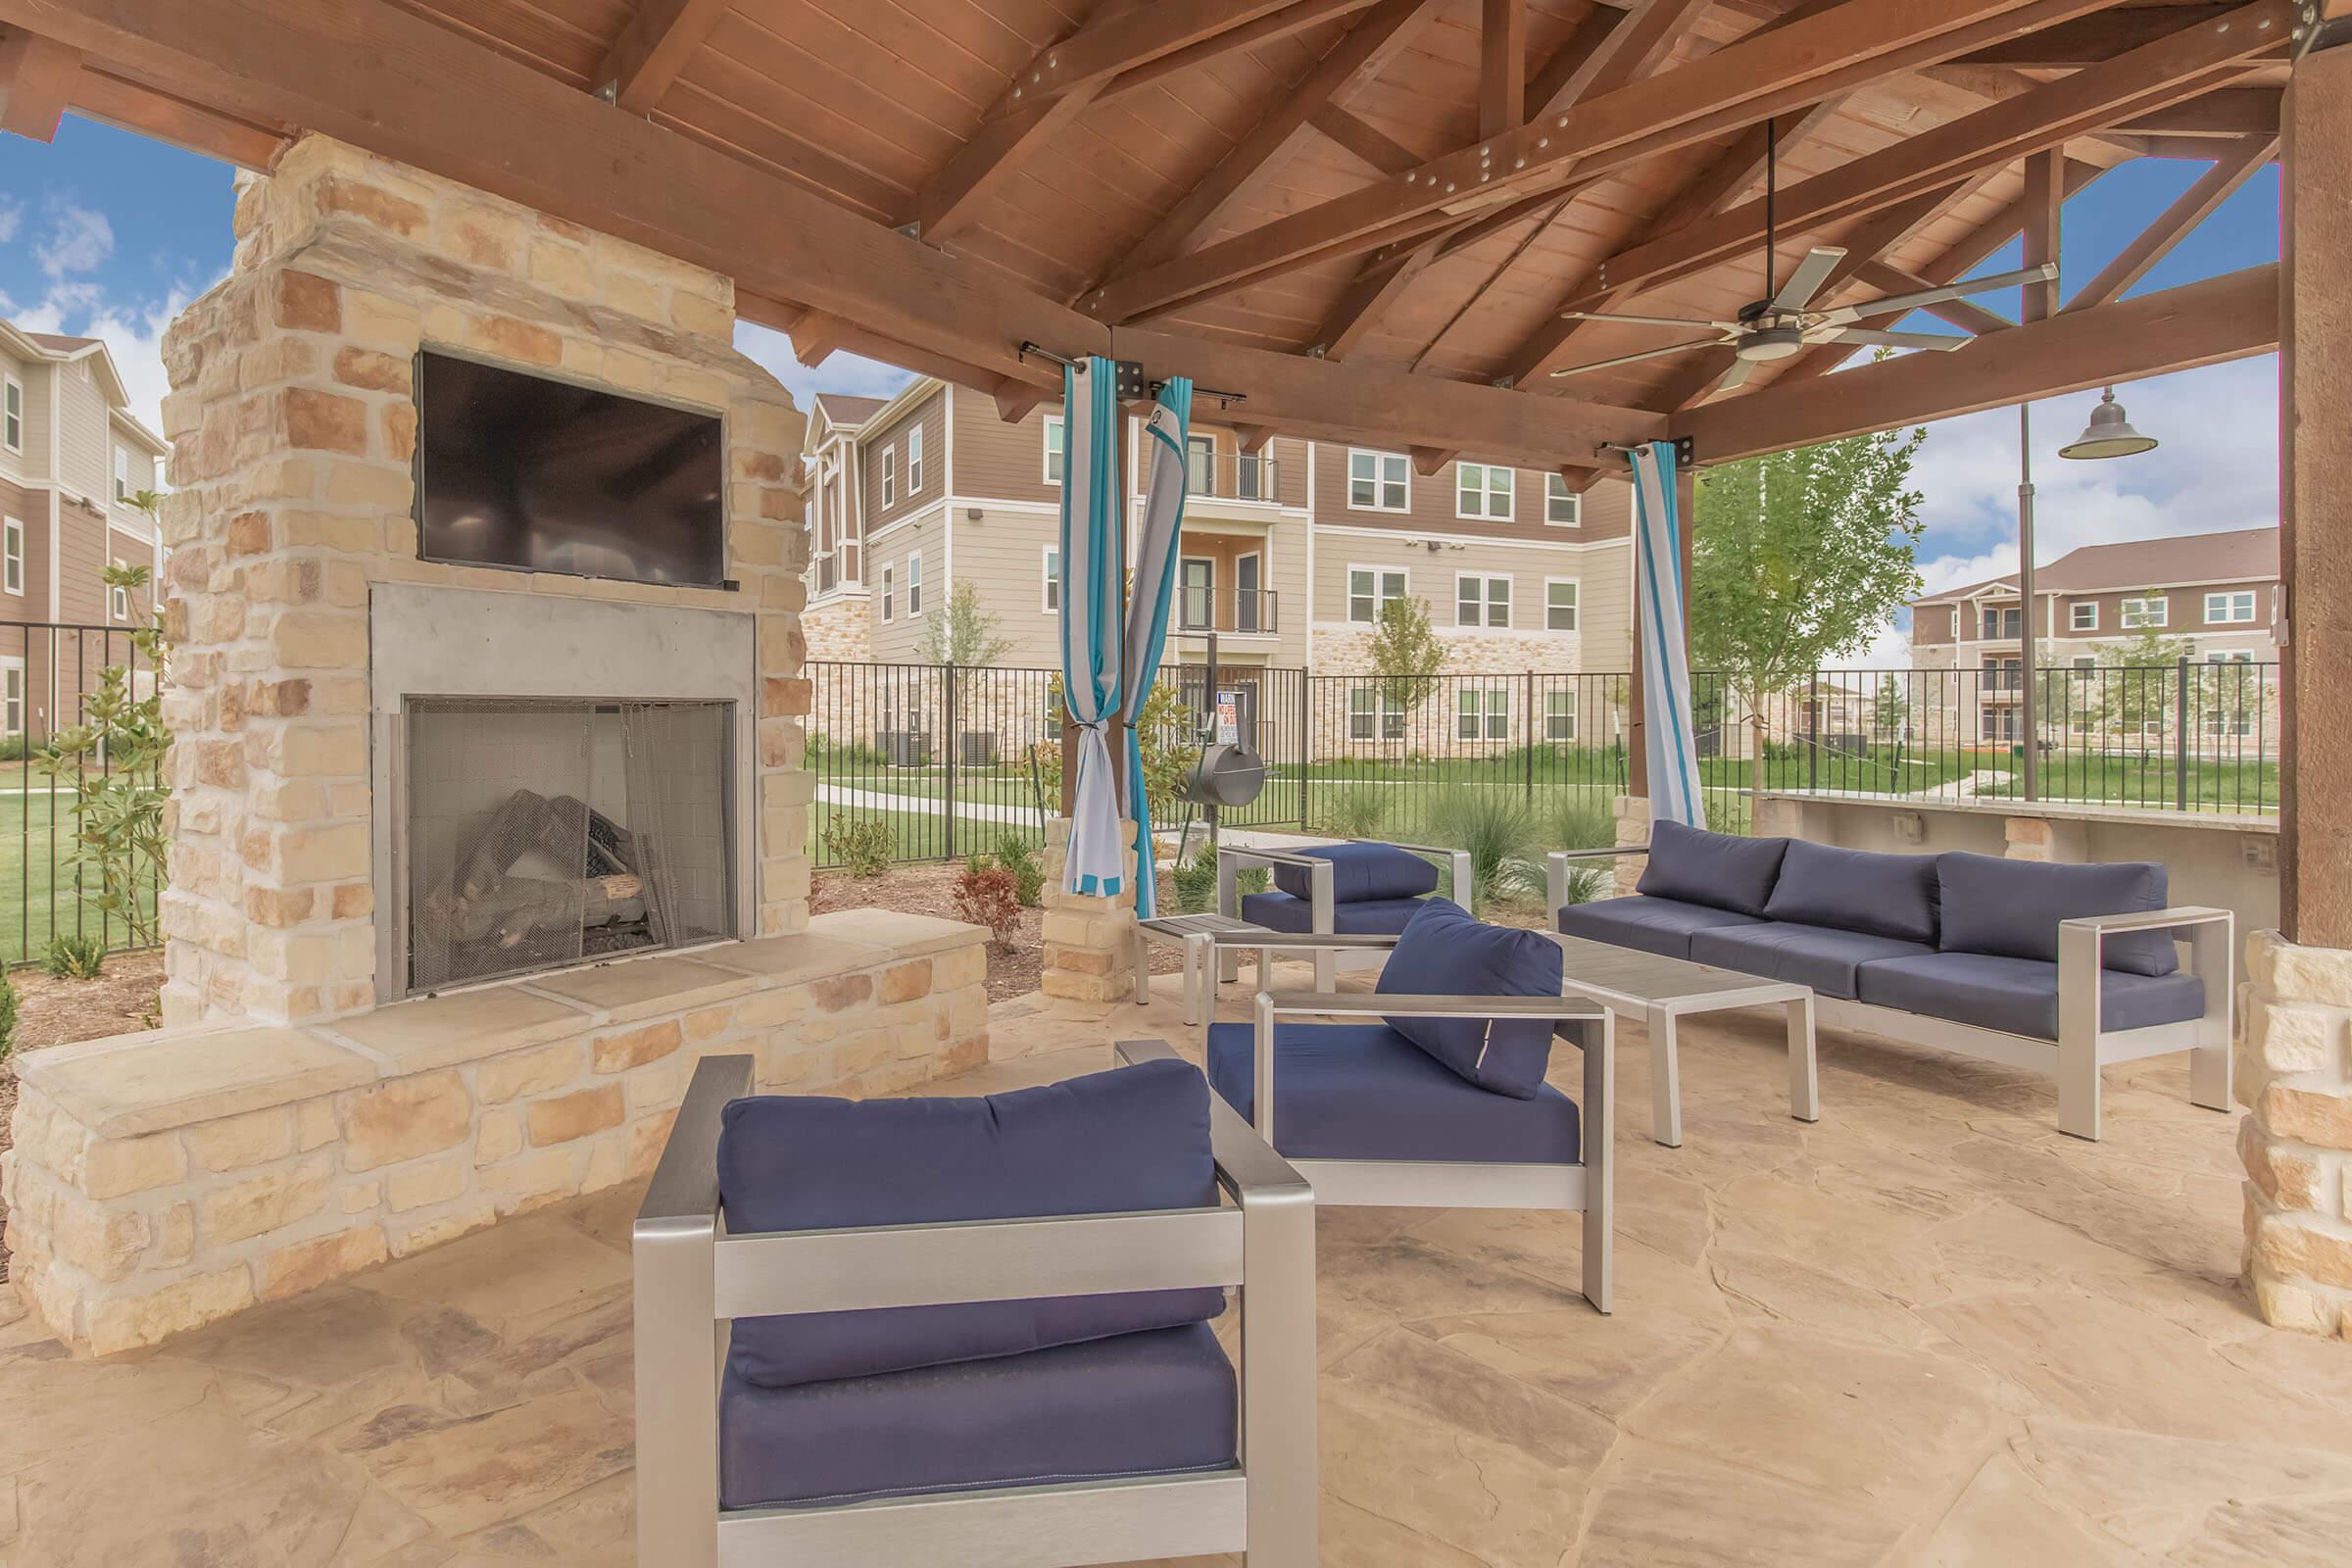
[1912, 526, 2278, 607]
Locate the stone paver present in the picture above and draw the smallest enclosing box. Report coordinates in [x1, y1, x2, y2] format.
[0, 963, 2344, 1565]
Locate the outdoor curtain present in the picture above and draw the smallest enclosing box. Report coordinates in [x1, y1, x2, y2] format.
[1119, 376, 1194, 919]
[1629, 439, 1707, 829]
[1057, 356, 1128, 897]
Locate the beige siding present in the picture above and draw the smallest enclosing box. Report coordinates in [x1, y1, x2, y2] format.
[952, 392, 1059, 507]
[55, 499, 107, 624]
[108, 432, 159, 514]
[13, 360, 53, 484]
[860, 388, 946, 532]
[107, 526, 157, 619]
[865, 504, 951, 663]
[1310, 449, 1634, 546]
[949, 504, 1061, 668]
[55, 361, 109, 506]
[1309, 526, 1625, 663]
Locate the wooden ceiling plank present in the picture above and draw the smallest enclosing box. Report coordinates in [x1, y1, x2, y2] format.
[1675, 265, 2278, 462]
[32, 0, 1664, 464]
[1014, 0, 1376, 111]
[0, 26, 82, 141]
[1952, 4, 2237, 68]
[597, 0, 727, 115]
[1533, 0, 1713, 121]
[1308, 237, 1439, 360]
[1480, 0, 1526, 140]
[1580, 5, 2286, 313]
[67, 65, 286, 170]
[2067, 132, 2278, 310]
[916, 86, 1102, 242]
[1085, 0, 2134, 325]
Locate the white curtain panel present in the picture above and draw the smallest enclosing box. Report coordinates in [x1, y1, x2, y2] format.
[1629, 440, 1706, 829]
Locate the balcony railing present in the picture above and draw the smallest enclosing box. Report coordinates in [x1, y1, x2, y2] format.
[1183, 452, 1281, 503]
[1178, 588, 1280, 635]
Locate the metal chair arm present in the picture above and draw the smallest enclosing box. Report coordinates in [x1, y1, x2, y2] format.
[635, 1054, 750, 1236]
[1259, 990, 1606, 1021]
[1202, 930, 1400, 951]
[2057, 905, 2230, 936]
[1118, 1039, 1313, 1205]
[1545, 848, 1646, 912]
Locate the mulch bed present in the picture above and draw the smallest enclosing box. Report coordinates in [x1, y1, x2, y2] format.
[0, 950, 168, 1284]
[810, 860, 1185, 1003]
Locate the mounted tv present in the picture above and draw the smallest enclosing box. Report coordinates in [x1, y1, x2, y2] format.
[413, 350, 725, 587]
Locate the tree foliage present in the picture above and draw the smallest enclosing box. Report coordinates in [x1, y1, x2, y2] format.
[1369, 593, 1445, 715]
[2080, 624, 2195, 738]
[918, 579, 1016, 668]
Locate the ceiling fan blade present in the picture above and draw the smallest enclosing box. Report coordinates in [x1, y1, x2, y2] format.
[1712, 357, 1760, 396]
[1548, 339, 1726, 377]
[1561, 310, 1729, 330]
[1818, 263, 2059, 326]
[1822, 328, 1969, 351]
[1771, 246, 1847, 313]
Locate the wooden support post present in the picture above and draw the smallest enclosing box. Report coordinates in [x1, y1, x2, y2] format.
[2280, 39, 2352, 947]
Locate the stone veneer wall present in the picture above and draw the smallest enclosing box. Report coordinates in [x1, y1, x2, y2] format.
[3, 913, 988, 1354]
[1040, 816, 1138, 1004]
[154, 135, 812, 1028]
[2239, 930, 2352, 1335]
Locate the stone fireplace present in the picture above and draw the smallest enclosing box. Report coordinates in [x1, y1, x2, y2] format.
[0, 136, 991, 1353]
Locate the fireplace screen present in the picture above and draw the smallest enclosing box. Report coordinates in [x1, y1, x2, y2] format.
[405, 698, 734, 993]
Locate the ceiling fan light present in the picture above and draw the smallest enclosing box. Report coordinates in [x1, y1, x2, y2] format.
[2059, 387, 2158, 460]
[1737, 325, 1805, 363]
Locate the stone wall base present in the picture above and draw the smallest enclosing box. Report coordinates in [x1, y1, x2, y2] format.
[2239, 929, 2352, 1336]
[1612, 795, 1650, 896]
[1, 912, 988, 1354]
[1038, 815, 1138, 1010]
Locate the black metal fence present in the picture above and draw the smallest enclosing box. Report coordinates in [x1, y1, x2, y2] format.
[0, 619, 167, 964]
[805, 659, 2282, 869]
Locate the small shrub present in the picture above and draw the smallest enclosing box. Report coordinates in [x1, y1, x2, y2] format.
[821, 814, 896, 877]
[45, 934, 107, 980]
[0, 972, 18, 1062]
[1545, 792, 1616, 853]
[1419, 786, 1542, 912]
[1168, 847, 1219, 914]
[805, 732, 886, 772]
[1559, 863, 1614, 907]
[1235, 865, 1268, 897]
[1322, 783, 1388, 840]
[994, 832, 1046, 907]
[954, 861, 1022, 951]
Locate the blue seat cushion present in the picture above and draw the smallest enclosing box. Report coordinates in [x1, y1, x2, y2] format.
[716, 1058, 1223, 1390]
[719, 1322, 1236, 1510]
[1555, 894, 1766, 960]
[1936, 853, 2178, 976]
[1636, 819, 1789, 917]
[1270, 841, 1439, 904]
[1376, 896, 1562, 1098]
[1855, 952, 2204, 1042]
[1763, 839, 1940, 944]
[1241, 890, 1426, 935]
[1690, 921, 1936, 1002]
[1205, 1021, 1579, 1164]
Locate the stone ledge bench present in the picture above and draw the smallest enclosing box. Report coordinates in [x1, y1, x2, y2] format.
[0, 909, 990, 1355]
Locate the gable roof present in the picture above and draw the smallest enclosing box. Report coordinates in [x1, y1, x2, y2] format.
[1912, 527, 2278, 609]
[812, 393, 887, 425]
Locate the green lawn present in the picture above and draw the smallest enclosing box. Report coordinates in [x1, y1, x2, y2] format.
[0, 790, 159, 965]
[1977, 755, 2278, 812]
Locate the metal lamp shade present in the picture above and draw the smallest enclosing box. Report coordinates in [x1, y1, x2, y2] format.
[2059, 389, 2158, 460]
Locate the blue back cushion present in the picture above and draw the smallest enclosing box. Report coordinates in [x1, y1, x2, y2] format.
[717, 1058, 1225, 1390]
[1636, 819, 1788, 917]
[1271, 842, 1440, 904]
[1935, 853, 2178, 976]
[1763, 839, 1940, 944]
[1377, 897, 1563, 1099]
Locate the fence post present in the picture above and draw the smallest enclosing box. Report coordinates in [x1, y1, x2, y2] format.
[1298, 667, 1311, 826]
[944, 663, 957, 861]
[1807, 680, 1820, 794]
[2176, 654, 2190, 811]
[1525, 670, 1537, 798]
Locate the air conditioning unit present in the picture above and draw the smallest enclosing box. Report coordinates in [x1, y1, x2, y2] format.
[875, 730, 933, 767]
[957, 731, 1000, 767]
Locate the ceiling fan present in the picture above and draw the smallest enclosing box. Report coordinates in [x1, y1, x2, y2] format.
[1548, 120, 2056, 398]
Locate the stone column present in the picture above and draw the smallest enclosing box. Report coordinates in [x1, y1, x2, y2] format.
[1039, 815, 1139, 1004]
[1611, 794, 1649, 895]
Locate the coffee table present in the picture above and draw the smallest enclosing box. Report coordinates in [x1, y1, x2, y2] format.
[1548, 933, 1818, 1148]
[1133, 912, 1272, 1025]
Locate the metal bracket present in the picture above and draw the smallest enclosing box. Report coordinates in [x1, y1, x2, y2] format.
[1594, 436, 1695, 467]
[2293, 0, 2352, 59]
[1114, 360, 1152, 401]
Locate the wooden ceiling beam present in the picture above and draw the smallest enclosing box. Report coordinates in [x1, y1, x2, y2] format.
[596, 0, 727, 115]
[1311, 104, 1424, 174]
[1580, 4, 2286, 312]
[66, 64, 286, 170]
[1533, 0, 1713, 122]
[31, 0, 1663, 465]
[1675, 265, 2278, 462]
[2119, 85, 2279, 137]
[1480, 0, 1526, 140]
[0, 26, 80, 141]
[2020, 146, 2062, 322]
[1085, 0, 2132, 324]
[1952, 4, 2238, 67]
[2068, 131, 2278, 309]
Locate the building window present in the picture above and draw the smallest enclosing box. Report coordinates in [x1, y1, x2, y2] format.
[1544, 473, 1580, 526]
[881, 447, 897, 508]
[2070, 602, 2097, 631]
[1348, 686, 1404, 741]
[1980, 606, 2022, 640]
[2, 377, 19, 454]
[1187, 434, 1214, 495]
[1455, 463, 1513, 521]
[2071, 656, 2096, 680]
[1949, 608, 1961, 640]
[1457, 686, 1510, 741]
[1545, 689, 1576, 742]
[1042, 547, 1059, 612]
[2205, 590, 2256, 624]
[1043, 416, 1064, 484]
[2121, 596, 2167, 629]
[109, 564, 129, 621]
[1545, 579, 1579, 631]
[2, 518, 20, 596]
[114, 447, 129, 503]
[1348, 450, 1408, 512]
[906, 552, 923, 614]
[906, 425, 922, 495]
[0, 661, 20, 735]
[1180, 557, 1214, 629]
[1456, 573, 1509, 628]
[881, 565, 895, 622]
[1348, 566, 1406, 624]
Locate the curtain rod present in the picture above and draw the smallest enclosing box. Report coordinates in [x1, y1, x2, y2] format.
[1017, 341, 1247, 409]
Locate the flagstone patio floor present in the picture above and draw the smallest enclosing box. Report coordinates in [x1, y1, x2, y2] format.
[3, 961, 2348, 1567]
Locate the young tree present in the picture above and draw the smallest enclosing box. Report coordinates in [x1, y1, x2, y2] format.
[918, 578, 1015, 668]
[1690, 425, 1929, 800]
[1871, 674, 1910, 746]
[1369, 592, 1445, 733]
[2084, 623, 2193, 748]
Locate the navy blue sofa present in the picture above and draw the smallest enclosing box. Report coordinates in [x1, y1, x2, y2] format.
[1219, 838, 1472, 989]
[1546, 820, 2233, 1140]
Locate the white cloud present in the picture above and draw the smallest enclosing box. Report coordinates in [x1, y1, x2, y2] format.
[734, 318, 916, 413]
[0, 201, 23, 244]
[39, 202, 115, 279]
[19, 278, 214, 440]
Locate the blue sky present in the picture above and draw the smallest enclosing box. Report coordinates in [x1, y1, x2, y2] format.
[1, 117, 2279, 668]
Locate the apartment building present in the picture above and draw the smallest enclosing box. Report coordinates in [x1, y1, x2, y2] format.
[0, 322, 170, 743]
[1907, 526, 2278, 747]
[800, 375, 1634, 757]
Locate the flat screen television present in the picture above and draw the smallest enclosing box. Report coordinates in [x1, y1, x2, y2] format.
[413, 350, 726, 587]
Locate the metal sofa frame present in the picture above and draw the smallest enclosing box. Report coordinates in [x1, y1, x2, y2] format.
[1200, 929, 1614, 1312]
[634, 1047, 1319, 1567]
[1545, 847, 2234, 1142]
[1214, 839, 1475, 991]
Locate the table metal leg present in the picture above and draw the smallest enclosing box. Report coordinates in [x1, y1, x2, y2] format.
[1179, 934, 1202, 1027]
[1132, 928, 1150, 1006]
[1787, 992, 1819, 1123]
[1647, 1005, 1682, 1148]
